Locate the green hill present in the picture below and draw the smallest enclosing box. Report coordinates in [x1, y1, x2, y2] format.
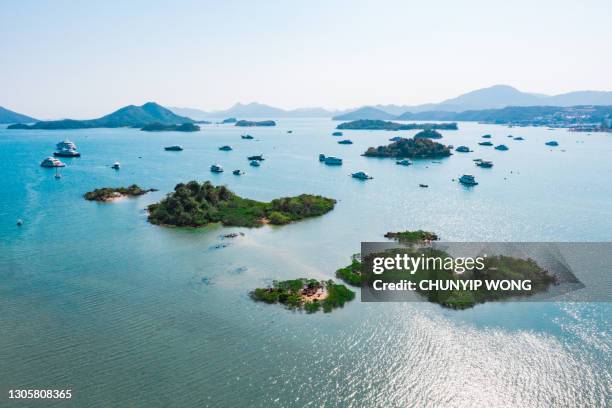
[7, 102, 194, 130]
[0, 106, 38, 124]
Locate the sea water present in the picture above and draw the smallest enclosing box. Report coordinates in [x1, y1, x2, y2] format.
[0, 119, 610, 407]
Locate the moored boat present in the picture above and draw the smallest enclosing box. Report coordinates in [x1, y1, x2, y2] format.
[476, 160, 493, 168]
[111, 161, 121, 169]
[40, 157, 66, 168]
[396, 159, 412, 166]
[545, 140, 559, 146]
[459, 174, 478, 185]
[338, 139, 353, 144]
[351, 171, 372, 180]
[164, 145, 183, 151]
[495, 144, 509, 151]
[478, 141, 493, 146]
[210, 164, 224, 173]
[247, 154, 264, 161]
[324, 156, 342, 165]
[249, 160, 260, 167]
[332, 132, 343, 136]
[241, 134, 254, 139]
[455, 146, 470, 153]
[218, 145, 233, 151]
[319, 154, 326, 162]
[232, 169, 245, 175]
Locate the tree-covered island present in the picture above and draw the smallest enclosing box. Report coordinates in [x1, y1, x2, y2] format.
[140, 122, 200, 132]
[84, 185, 157, 202]
[334, 230, 558, 309]
[147, 181, 335, 227]
[336, 120, 458, 131]
[363, 137, 451, 158]
[250, 278, 355, 313]
[235, 120, 276, 127]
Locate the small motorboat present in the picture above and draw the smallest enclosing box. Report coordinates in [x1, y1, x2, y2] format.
[249, 160, 260, 167]
[241, 134, 254, 139]
[338, 139, 353, 144]
[459, 174, 478, 186]
[545, 141, 559, 146]
[40, 157, 66, 168]
[287, 130, 293, 133]
[17, 219, 23, 226]
[319, 154, 326, 162]
[513, 136, 525, 141]
[218, 145, 233, 151]
[495, 144, 509, 151]
[455, 146, 471, 153]
[396, 159, 412, 166]
[351, 171, 372, 180]
[324, 156, 342, 165]
[210, 164, 224, 173]
[332, 132, 343, 136]
[247, 154, 264, 161]
[482, 134, 492, 139]
[419, 184, 428, 188]
[476, 160, 493, 168]
[478, 141, 493, 146]
[111, 161, 121, 170]
[232, 169, 245, 175]
[164, 145, 183, 151]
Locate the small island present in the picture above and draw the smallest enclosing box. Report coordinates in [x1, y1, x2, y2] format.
[221, 117, 237, 124]
[84, 185, 157, 202]
[363, 137, 451, 159]
[250, 278, 355, 313]
[235, 120, 276, 127]
[413, 129, 443, 139]
[384, 230, 439, 243]
[336, 120, 458, 131]
[147, 181, 335, 227]
[140, 122, 200, 132]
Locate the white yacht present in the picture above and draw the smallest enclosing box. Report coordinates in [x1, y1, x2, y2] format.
[56, 140, 77, 151]
[210, 164, 224, 173]
[40, 157, 66, 168]
[111, 161, 121, 170]
[54, 139, 80, 157]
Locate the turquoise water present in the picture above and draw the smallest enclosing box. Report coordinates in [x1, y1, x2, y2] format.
[0, 119, 610, 407]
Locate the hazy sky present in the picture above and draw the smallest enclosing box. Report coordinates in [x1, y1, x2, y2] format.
[1, 0, 611, 119]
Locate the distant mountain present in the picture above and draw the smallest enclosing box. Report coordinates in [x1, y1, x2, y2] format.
[397, 85, 612, 115]
[0, 106, 37, 124]
[170, 102, 340, 119]
[332, 106, 396, 121]
[8, 102, 193, 130]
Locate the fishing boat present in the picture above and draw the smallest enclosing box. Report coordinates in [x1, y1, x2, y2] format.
[495, 144, 509, 151]
[241, 134, 254, 139]
[332, 132, 343, 136]
[545, 141, 559, 146]
[419, 184, 428, 188]
[396, 159, 412, 166]
[218, 145, 233, 151]
[478, 141, 493, 146]
[247, 154, 264, 161]
[513, 136, 525, 141]
[40, 157, 66, 168]
[111, 161, 121, 170]
[482, 134, 492, 139]
[351, 171, 372, 180]
[459, 174, 478, 185]
[455, 146, 470, 153]
[164, 145, 183, 151]
[338, 140, 353, 144]
[324, 156, 342, 165]
[232, 169, 245, 175]
[210, 164, 224, 173]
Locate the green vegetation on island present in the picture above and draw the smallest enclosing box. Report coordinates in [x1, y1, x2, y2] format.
[335, 258, 364, 286]
[413, 129, 443, 139]
[7, 102, 194, 130]
[384, 230, 439, 243]
[363, 137, 451, 158]
[140, 122, 200, 132]
[336, 119, 458, 131]
[221, 117, 237, 123]
[84, 185, 157, 202]
[235, 120, 276, 127]
[250, 278, 355, 313]
[147, 181, 335, 228]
